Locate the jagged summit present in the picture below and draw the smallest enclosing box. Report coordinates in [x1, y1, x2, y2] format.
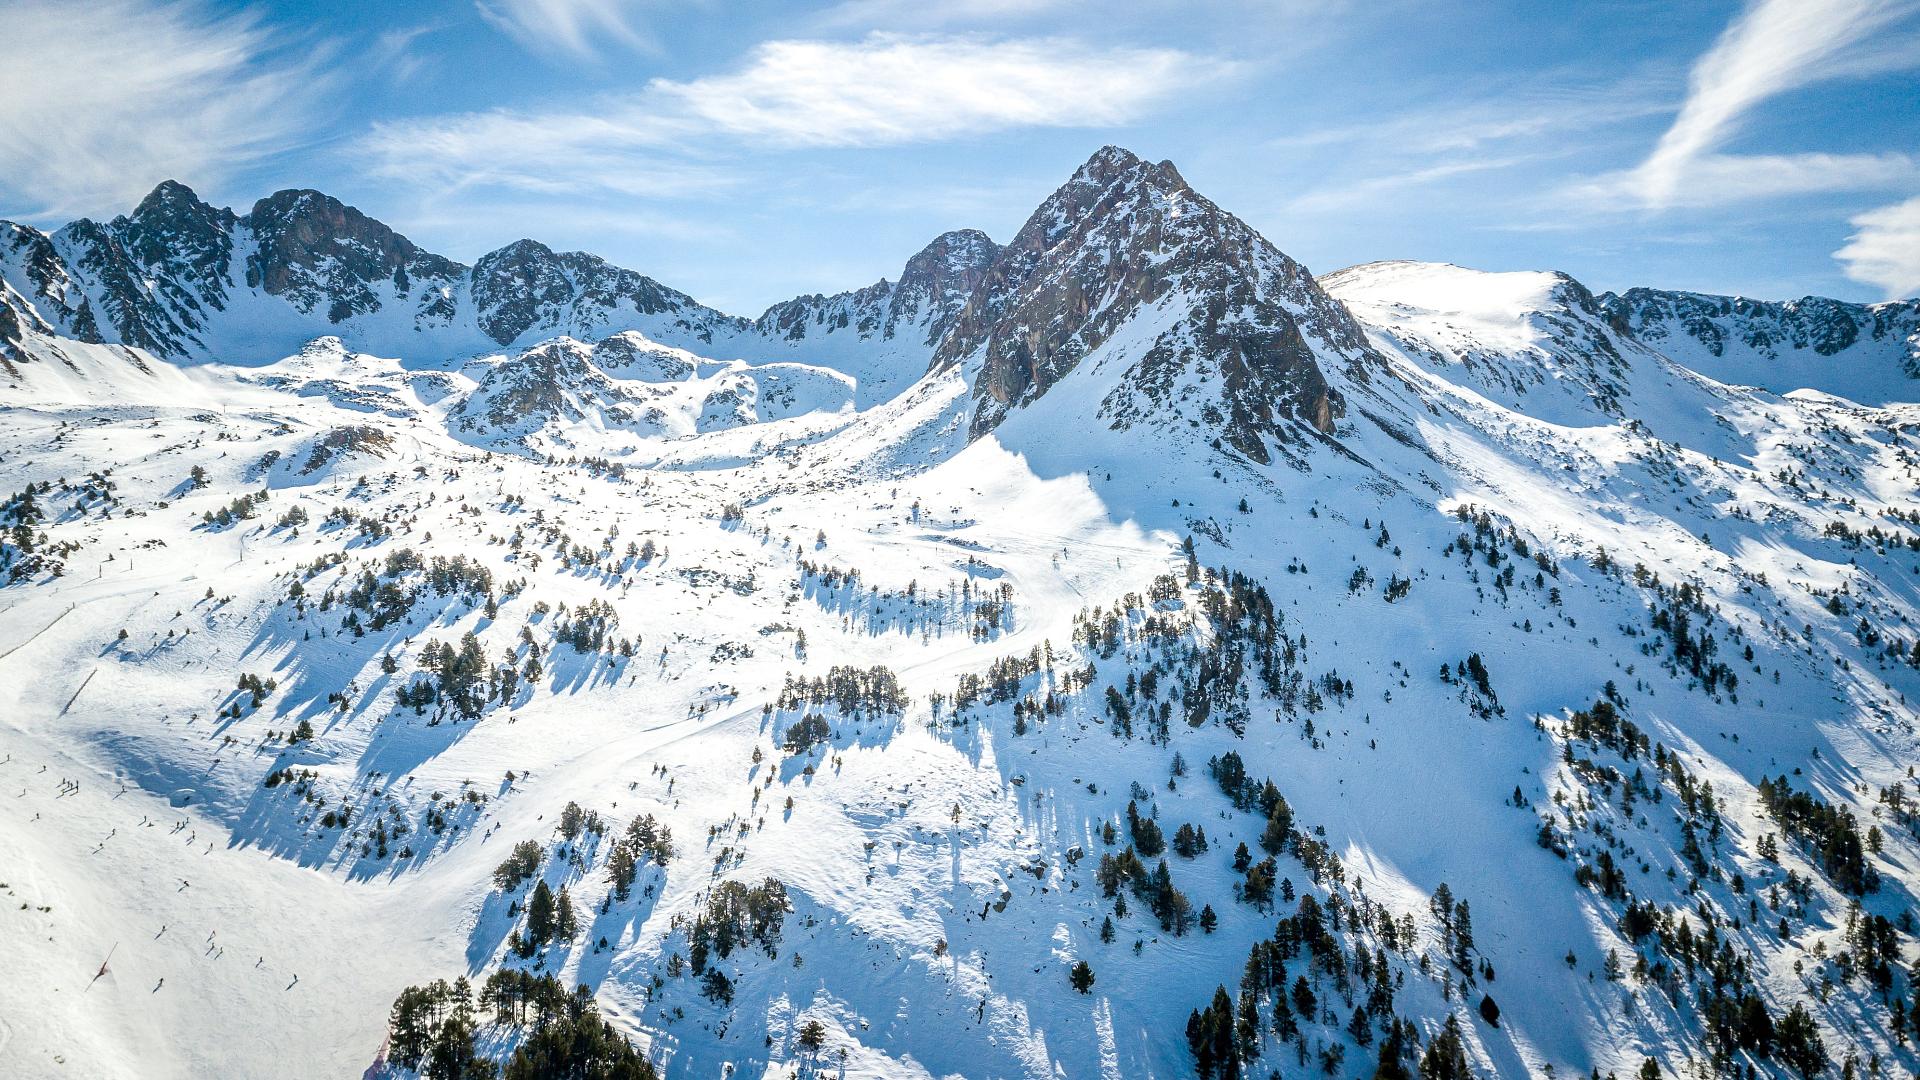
[127, 180, 232, 229]
[753, 228, 1000, 347]
[4, 147, 1920, 1080]
[3, 148, 1917, 433]
[0, 183, 743, 362]
[931, 144, 1370, 462]
[242, 187, 462, 323]
[1597, 285, 1920, 402]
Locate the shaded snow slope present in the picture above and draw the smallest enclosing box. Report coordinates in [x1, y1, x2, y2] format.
[2, 152, 1917, 1080]
[1599, 285, 1920, 405]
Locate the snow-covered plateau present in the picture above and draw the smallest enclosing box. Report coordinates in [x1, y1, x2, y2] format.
[2, 147, 1918, 1080]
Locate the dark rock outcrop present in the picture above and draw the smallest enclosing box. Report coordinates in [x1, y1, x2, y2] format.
[932, 146, 1374, 461]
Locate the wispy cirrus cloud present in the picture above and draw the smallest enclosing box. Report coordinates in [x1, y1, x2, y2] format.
[361, 34, 1227, 195]
[0, 0, 322, 219]
[474, 0, 667, 59]
[1580, 0, 1920, 209]
[1268, 86, 1670, 158]
[653, 35, 1222, 147]
[1583, 150, 1920, 208]
[371, 22, 449, 84]
[1264, 80, 1670, 219]
[814, 0, 1069, 31]
[1283, 155, 1544, 214]
[1835, 195, 1920, 298]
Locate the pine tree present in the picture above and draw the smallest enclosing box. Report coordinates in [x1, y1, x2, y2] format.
[1070, 960, 1095, 994]
[1372, 1022, 1413, 1080]
[1259, 806, 1290, 855]
[796, 1019, 827, 1053]
[1775, 1003, 1826, 1078]
[527, 880, 556, 947]
[1418, 1015, 1471, 1080]
[607, 843, 637, 901]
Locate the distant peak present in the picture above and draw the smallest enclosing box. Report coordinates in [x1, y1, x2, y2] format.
[250, 187, 335, 211]
[922, 228, 996, 251]
[1075, 145, 1146, 181]
[902, 229, 999, 278]
[135, 179, 207, 211]
[243, 188, 371, 233]
[478, 238, 559, 264]
[1065, 145, 1187, 193]
[127, 180, 231, 233]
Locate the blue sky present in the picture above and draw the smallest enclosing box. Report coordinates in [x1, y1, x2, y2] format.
[1, 0, 1916, 314]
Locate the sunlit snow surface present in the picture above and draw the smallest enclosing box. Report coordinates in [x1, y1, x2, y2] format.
[1, 262, 1916, 1079]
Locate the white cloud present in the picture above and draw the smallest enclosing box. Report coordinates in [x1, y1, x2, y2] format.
[1269, 88, 1671, 158]
[1574, 151, 1920, 207]
[1283, 155, 1543, 214]
[0, 0, 320, 218]
[815, 0, 1070, 31]
[474, 0, 666, 59]
[653, 35, 1220, 147]
[360, 109, 730, 199]
[1611, 0, 1920, 208]
[362, 34, 1222, 193]
[1835, 194, 1920, 298]
[372, 23, 447, 84]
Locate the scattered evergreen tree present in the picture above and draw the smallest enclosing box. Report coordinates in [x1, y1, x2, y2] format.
[1070, 960, 1095, 994]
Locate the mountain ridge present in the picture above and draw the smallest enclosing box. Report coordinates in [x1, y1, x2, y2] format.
[2, 147, 1919, 1080]
[8, 161, 1917, 411]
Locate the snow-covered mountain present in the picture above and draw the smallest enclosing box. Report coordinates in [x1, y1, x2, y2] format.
[932, 146, 1367, 460]
[751, 229, 1000, 406]
[0, 181, 749, 364]
[449, 334, 855, 450]
[1598, 286, 1920, 405]
[3, 148, 1918, 1080]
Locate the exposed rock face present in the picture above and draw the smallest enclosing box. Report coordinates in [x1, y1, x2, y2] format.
[0, 181, 745, 362]
[456, 339, 635, 436]
[0, 278, 49, 365]
[754, 228, 1000, 350]
[472, 239, 578, 346]
[472, 241, 742, 348]
[591, 330, 696, 382]
[243, 189, 462, 324]
[302, 424, 396, 473]
[120, 180, 238, 323]
[894, 230, 1001, 344]
[1598, 287, 1920, 401]
[932, 146, 1373, 462]
[1600, 288, 1914, 360]
[448, 333, 853, 449]
[2, 221, 104, 345]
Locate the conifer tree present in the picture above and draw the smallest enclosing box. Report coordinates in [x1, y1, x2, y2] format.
[527, 880, 556, 946]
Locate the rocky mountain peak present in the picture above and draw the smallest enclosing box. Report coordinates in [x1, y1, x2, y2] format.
[932, 145, 1368, 462]
[472, 239, 574, 345]
[480, 237, 558, 264]
[898, 229, 998, 290]
[1598, 286, 1920, 401]
[129, 180, 226, 225]
[117, 180, 236, 310]
[241, 189, 461, 321]
[1008, 146, 1187, 258]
